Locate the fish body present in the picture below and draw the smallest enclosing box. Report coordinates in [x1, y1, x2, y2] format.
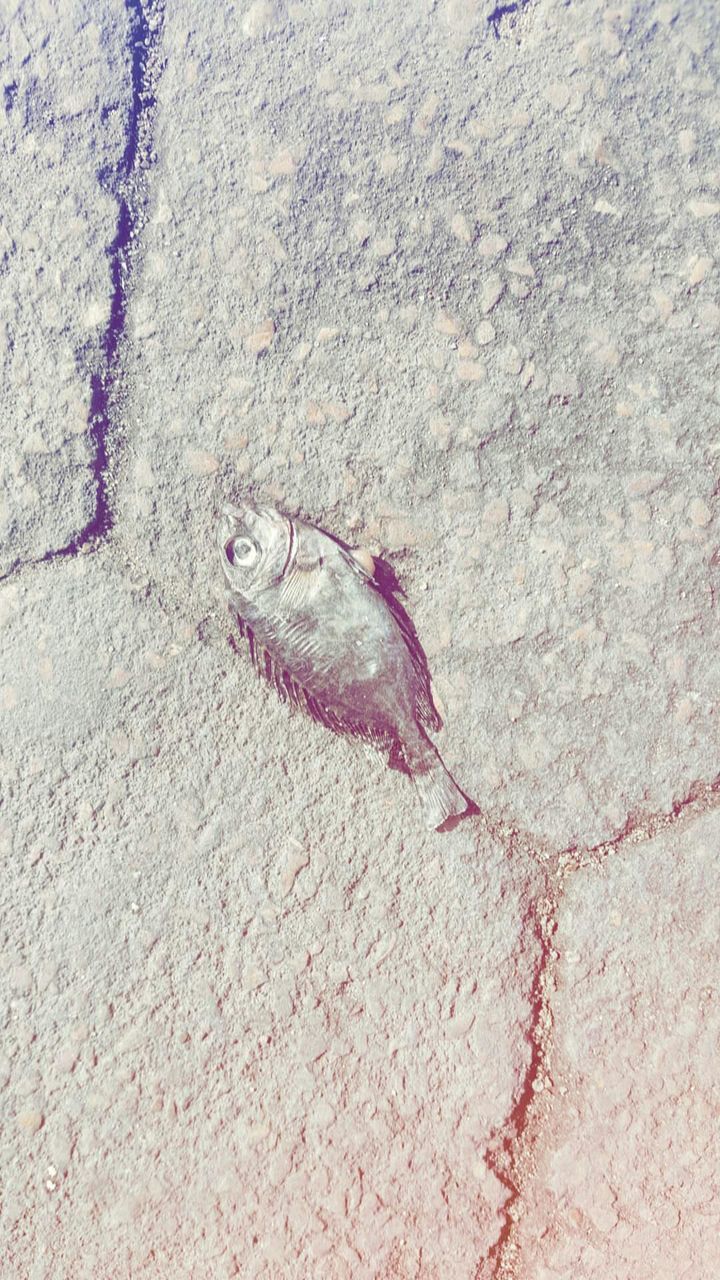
[218, 500, 476, 830]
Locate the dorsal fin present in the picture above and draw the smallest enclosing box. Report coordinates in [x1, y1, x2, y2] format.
[331, 537, 442, 734]
[337, 545, 375, 580]
[369, 580, 442, 733]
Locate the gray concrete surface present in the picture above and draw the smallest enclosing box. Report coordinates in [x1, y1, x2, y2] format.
[1, 1, 718, 1277]
[0, 0, 131, 572]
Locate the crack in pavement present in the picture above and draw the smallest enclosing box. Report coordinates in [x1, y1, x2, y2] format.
[481, 775, 720, 1279]
[0, 0, 165, 585]
[465, 827, 559, 1280]
[487, 0, 534, 40]
[574, 772, 720, 867]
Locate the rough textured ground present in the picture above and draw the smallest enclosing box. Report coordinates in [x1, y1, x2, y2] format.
[0, 0, 130, 571]
[1, 1, 718, 1277]
[509, 809, 720, 1280]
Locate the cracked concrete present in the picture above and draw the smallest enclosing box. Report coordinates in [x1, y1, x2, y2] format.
[1, 0, 719, 1276]
[0, 0, 131, 574]
[503, 803, 720, 1280]
[0, 0, 164, 578]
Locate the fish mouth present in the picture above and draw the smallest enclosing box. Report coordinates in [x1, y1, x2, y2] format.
[217, 507, 241, 555]
[218, 499, 258, 549]
[220, 499, 255, 527]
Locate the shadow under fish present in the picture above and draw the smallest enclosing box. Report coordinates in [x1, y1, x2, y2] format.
[218, 499, 478, 832]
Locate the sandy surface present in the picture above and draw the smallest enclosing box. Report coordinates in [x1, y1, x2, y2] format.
[1, 1, 718, 1277]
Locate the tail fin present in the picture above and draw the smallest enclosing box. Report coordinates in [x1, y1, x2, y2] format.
[412, 754, 478, 832]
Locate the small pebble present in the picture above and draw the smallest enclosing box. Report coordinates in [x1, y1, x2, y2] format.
[536, 501, 560, 524]
[475, 320, 495, 345]
[305, 401, 326, 425]
[698, 302, 720, 332]
[268, 147, 296, 176]
[429, 415, 452, 448]
[601, 26, 621, 56]
[242, 964, 266, 992]
[507, 258, 535, 278]
[687, 199, 720, 219]
[312, 1101, 337, 1129]
[575, 38, 593, 66]
[133, 455, 154, 487]
[482, 497, 510, 528]
[83, 299, 107, 328]
[450, 212, 473, 243]
[413, 91, 439, 135]
[223, 432, 249, 452]
[481, 275, 505, 314]
[368, 929, 397, 968]
[544, 82, 571, 111]
[457, 360, 485, 382]
[426, 142, 444, 175]
[10, 965, 32, 995]
[18, 1110, 43, 1134]
[350, 216, 372, 246]
[323, 401, 353, 423]
[242, 0, 279, 37]
[594, 198, 621, 216]
[499, 345, 522, 375]
[446, 1007, 475, 1039]
[625, 472, 664, 497]
[477, 234, 508, 258]
[435, 309, 460, 335]
[674, 697, 694, 724]
[379, 150, 400, 177]
[245, 318, 276, 356]
[55, 1047, 78, 1074]
[297, 1034, 328, 1063]
[279, 839, 309, 897]
[185, 449, 219, 476]
[688, 498, 711, 527]
[504, 602, 528, 642]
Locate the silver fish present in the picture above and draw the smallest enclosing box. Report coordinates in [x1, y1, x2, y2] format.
[217, 499, 477, 831]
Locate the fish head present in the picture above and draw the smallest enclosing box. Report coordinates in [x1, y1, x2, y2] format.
[218, 499, 294, 599]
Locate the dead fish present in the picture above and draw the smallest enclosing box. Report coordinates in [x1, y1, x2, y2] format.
[217, 499, 477, 831]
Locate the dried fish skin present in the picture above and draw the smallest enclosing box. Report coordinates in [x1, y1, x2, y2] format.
[218, 499, 476, 831]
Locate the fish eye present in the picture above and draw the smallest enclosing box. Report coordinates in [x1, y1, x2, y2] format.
[227, 535, 257, 568]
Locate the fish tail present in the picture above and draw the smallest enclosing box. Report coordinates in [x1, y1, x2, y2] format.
[412, 749, 478, 832]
